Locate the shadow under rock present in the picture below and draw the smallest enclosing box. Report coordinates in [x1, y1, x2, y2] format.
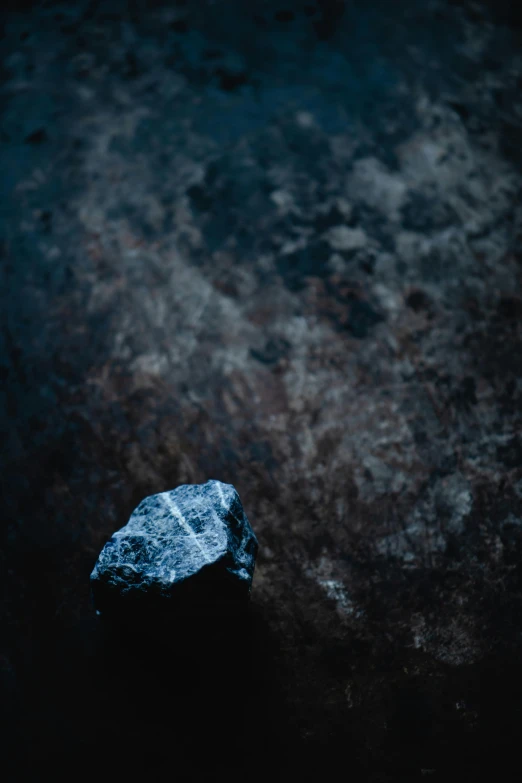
[87, 601, 291, 777]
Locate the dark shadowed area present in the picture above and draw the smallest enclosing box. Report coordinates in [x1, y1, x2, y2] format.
[1, 0, 522, 779]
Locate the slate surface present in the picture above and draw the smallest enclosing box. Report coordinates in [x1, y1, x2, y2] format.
[1, 1, 522, 779]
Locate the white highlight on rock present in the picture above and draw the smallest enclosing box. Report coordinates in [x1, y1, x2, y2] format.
[215, 481, 228, 510]
[161, 492, 211, 563]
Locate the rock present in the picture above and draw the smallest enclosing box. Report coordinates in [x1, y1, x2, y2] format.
[90, 480, 258, 617]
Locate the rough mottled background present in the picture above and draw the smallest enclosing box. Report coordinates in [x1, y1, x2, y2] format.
[1, 0, 522, 779]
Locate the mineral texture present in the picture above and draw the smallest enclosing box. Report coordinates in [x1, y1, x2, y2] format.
[90, 480, 258, 615]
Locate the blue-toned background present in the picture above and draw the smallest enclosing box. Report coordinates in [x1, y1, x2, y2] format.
[1, 0, 522, 778]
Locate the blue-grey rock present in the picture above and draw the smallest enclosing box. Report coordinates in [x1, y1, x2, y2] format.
[90, 480, 258, 616]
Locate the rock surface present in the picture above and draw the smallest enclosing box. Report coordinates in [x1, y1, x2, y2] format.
[91, 480, 257, 613]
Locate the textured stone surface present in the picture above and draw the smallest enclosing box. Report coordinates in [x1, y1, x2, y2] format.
[1, 0, 522, 780]
[91, 480, 258, 612]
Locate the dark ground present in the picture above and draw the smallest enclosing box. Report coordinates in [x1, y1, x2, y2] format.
[1, 0, 522, 779]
